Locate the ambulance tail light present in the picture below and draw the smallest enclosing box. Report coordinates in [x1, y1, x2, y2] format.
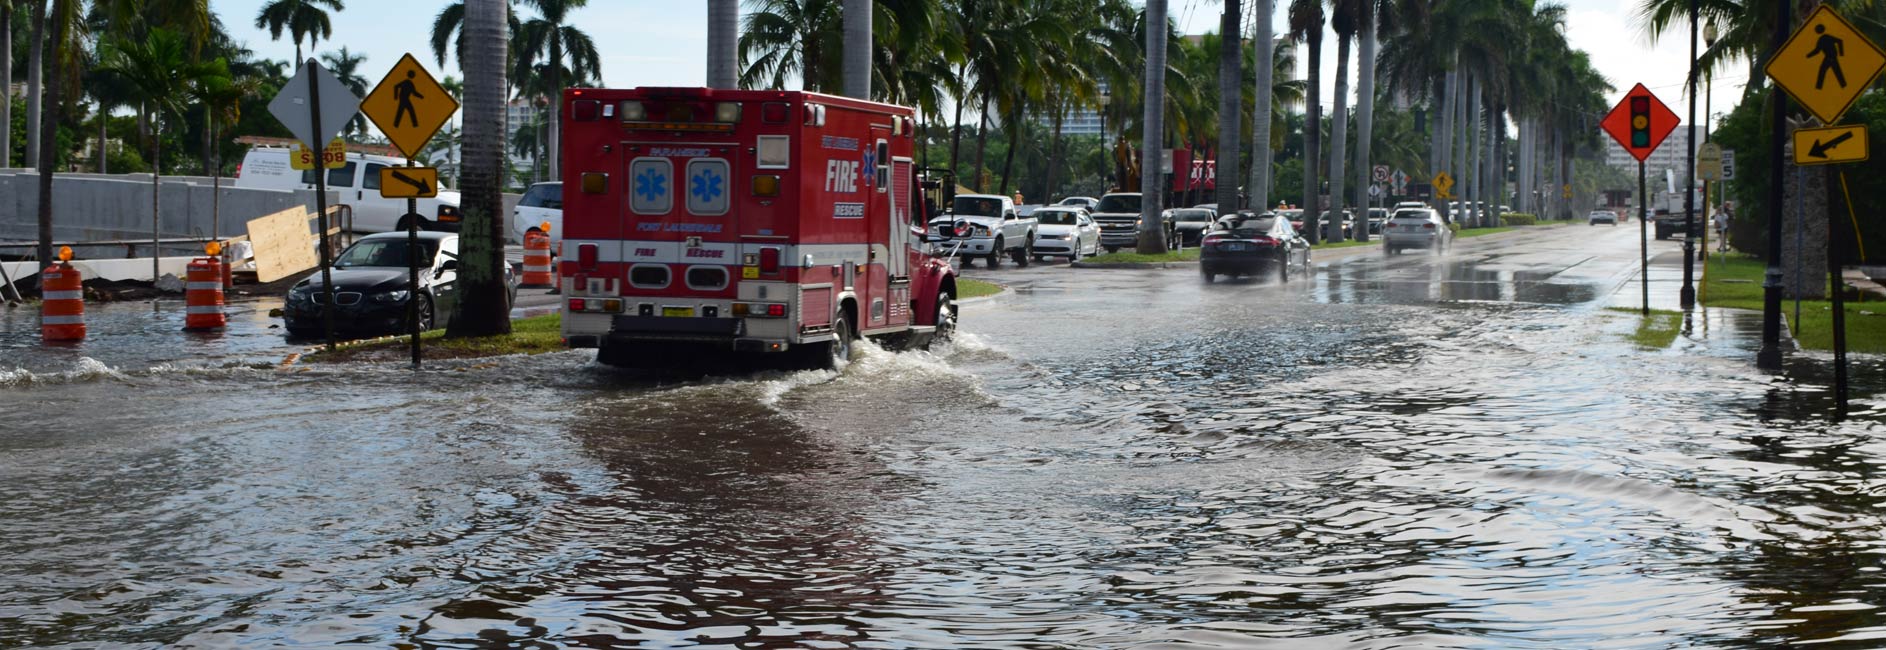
[577, 243, 598, 271]
[569, 298, 587, 312]
[753, 175, 781, 197]
[714, 102, 742, 124]
[733, 303, 787, 318]
[761, 102, 790, 124]
[759, 247, 781, 274]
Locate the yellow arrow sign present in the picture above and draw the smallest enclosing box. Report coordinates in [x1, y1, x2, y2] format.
[361, 53, 459, 159]
[1765, 5, 1886, 124]
[1794, 124, 1870, 166]
[378, 166, 440, 198]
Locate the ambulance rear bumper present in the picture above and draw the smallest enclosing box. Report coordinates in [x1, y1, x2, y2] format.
[599, 315, 793, 352]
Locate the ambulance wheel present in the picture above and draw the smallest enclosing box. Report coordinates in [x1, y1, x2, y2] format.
[930, 292, 957, 346]
[818, 313, 856, 369]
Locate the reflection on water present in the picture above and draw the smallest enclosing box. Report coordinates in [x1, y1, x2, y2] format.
[2, 243, 1884, 648]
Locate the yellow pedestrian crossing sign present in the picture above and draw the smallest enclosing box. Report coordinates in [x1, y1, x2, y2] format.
[362, 53, 459, 159]
[1765, 5, 1886, 125]
[1433, 171, 1455, 200]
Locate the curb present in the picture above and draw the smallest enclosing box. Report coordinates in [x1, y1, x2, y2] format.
[958, 284, 1012, 305]
[1069, 260, 1199, 270]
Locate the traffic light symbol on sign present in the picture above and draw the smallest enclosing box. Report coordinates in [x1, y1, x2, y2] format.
[1629, 97, 1651, 148]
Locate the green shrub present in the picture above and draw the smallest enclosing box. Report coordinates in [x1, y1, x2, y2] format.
[1500, 213, 1539, 226]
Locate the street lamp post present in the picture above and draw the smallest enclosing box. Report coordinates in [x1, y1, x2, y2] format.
[1703, 23, 1717, 263]
[1679, 0, 1700, 309]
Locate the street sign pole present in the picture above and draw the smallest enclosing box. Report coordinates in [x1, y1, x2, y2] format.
[1828, 168, 1851, 416]
[1758, 0, 1791, 370]
[408, 156, 421, 369]
[1640, 160, 1650, 316]
[307, 59, 337, 352]
[1681, 0, 1699, 310]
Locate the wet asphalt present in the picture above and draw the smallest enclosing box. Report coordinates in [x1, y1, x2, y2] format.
[3, 224, 1885, 648]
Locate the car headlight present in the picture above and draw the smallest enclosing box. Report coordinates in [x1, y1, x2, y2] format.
[371, 290, 411, 303]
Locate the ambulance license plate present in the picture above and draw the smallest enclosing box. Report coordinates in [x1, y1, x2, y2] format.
[662, 306, 694, 317]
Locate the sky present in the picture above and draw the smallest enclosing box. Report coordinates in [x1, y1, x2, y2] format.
[211, 0, 1750, 135]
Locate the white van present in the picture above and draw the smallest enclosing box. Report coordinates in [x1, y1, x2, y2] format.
[235, 146, 464, 233]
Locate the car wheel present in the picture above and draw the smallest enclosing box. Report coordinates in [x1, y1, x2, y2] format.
[1278, 254, 1291, 283]
[988, 238, 1004, 268]
[1201, 269, 1215, 283]
[1013, 240, 1032, 267]
[286, 325, 321, 339]
[413, 294, 436, 332]
[1105, 245, 1119, 254]
[928, 292, 956, 346]
[1070, 246, 1082, 262]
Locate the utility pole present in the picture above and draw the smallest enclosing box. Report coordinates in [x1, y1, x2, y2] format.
[1758, 0, 1790, 370]
[1680, 0, 1699, 308]
[842, 0, 871, 99]
[706, 0, 738, 89]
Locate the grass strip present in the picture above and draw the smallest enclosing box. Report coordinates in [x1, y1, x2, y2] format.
[958, 278, 1002, 299]
[1079, 248, 1202, 264]
[1700, 252, 1886, 353]
[305, 313, 567, 363]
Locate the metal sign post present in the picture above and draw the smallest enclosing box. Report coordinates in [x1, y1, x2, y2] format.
[268, 59, 362, 352]
[1601, 84, 1679, 318]
[362, 53, 460, 369]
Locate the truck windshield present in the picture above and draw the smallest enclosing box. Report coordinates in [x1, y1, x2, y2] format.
[1173, 210, 1213, 223]
[951, 197, 1004, 217]
[1097, 195, 1141, 213]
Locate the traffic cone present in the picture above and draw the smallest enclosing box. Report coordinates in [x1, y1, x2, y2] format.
[184, 255, 227, 331]
[521, 230, 554, 289]
[41, 248, 85, 342]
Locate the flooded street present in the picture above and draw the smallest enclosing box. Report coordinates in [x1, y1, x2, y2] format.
[5, 225, 1886, 648]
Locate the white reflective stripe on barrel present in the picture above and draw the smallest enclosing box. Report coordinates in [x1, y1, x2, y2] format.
[186, 282, 222, 291]
[43, 290, 82, 301]
[185, 305, 224, 314]
[41, 315, 83, 325]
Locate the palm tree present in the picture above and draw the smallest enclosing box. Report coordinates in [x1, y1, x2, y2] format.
[32, 0, 78, 272]
[1290, 0, 1325, 243]
[739, 0, 841, 92]
[1249, 0, 1275, 210]
[97, 28, 230, 281]
[1137, 0, 1169, 254]
[449, 0, 513, 337]
[25, 0, 45, 169]
[254, 0, 344, 66]
[1216, 0, 1242, 211]
[514, 0, 597, 180]
[1326, 0, 1364, 242]
[1, 0, 12, 168]
[1349, 0, 1393, 241]
[318, 46, 369, 135]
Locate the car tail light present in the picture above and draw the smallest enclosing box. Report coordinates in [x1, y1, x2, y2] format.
[1202, 235, 1224, 246]
[578, 243, 598, 271]
[1424, 223, 1436, 230]
[759, 247, 781, 273]
[1251, 236, 1279, 246]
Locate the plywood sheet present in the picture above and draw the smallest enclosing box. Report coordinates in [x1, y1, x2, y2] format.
[247, 207, 317, 283]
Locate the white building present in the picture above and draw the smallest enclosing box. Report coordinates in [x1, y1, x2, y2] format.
[1603, 125, 1700, 183]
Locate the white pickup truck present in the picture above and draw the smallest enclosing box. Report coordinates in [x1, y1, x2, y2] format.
[928, 193, 1039, 268]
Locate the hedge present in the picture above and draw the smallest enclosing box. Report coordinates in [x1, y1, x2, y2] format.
[1500, 213, 1539, 226]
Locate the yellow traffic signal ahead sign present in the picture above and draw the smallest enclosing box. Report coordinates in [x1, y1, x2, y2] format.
[1766, 5, 1886, 124]
[1794, 124, 1870, 166]
[379, 166, 440, 198]
[362, 53, 459, 159]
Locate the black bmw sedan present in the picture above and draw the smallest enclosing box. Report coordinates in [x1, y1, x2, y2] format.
[283, 231, 517, 339]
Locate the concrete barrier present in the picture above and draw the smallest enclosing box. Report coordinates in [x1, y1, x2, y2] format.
[0, 170, 332, 259]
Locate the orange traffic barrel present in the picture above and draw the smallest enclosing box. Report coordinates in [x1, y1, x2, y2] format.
[184, 256, 227, 330]
[41, 252, 84, 342]
[521, 230, 554, 288]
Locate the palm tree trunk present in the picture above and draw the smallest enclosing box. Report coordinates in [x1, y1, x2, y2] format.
[1216, 0, 1241, 211]
[1466, 78, 1481, 227]
[1249, 0, 1274, 211]
[706, 0, 738, 88]
[1455, 73, 1471, 224]
[1137, 0, 1168, 254]
[1327, 33, 1350, 243]
[33, 0, 67, 273]
[1353, 20, 1377, 242]
[973, 93, 992, 189]
[1303, 23, 1322, 244]
[1493, 105, 1506, 220]
[25, 0, 46, 169]
[96, 111, 106, 172]
[998, 111, 1020, 194]
[842, 0, 871, 99]
[1434, 70, 1454, 217]
[548, 36, 561, 180]
[1, 1, 12, 168]
[948, 63, 968, 173]
[1044, 98, 1065, 199]
[447, 0, 512, 337]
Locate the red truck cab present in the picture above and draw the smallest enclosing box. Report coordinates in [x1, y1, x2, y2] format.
[557, 87, 958, 368]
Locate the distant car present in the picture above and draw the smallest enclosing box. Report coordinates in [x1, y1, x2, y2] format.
[1277, 208, 1305, 232]
[1031, 207, 1100, 261]
[1366, 207, 1390, 234]
[1200, 212, 1311, 283]
[1589, 210, 1619, 226]
[1192, 203, 1219, 213]
[511, 181, 563, 246]
[1393, 201, 1427, 211]
[1384, 208, 1452, 255]
[1319, 210, 1357, 238]
[1167, 208, 1218, 246]
[282, 231, 517, 339]
[1058, 196, 1100, 212]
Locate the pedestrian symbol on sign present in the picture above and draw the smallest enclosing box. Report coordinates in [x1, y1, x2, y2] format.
[394, 71, 423, 128]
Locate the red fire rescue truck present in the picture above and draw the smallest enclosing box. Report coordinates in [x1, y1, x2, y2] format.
[556, 87, 960, 368]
